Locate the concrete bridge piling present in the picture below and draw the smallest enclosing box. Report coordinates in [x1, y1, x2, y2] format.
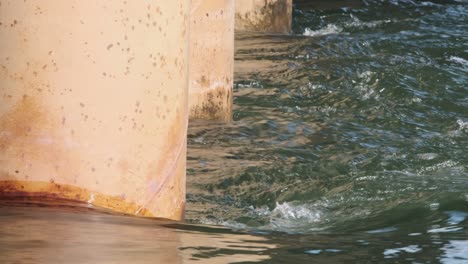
[189, 0, 234, 122]
[235, 0, 292, 34]
[0, 0, 292, 220]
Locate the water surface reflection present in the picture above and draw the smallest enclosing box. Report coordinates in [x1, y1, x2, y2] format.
[1, 202, 466, 263]
[0, 202, 275, 263]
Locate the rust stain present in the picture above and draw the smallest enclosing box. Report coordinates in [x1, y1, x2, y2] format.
[0, 95, 80, 191]
[236, 0, 292, 34]
[0, 92, 179, 219]
[189, 86, 232, 122]
[0, 180, 153, 217]
[199, 75, 209, 87]
[0, 95, 48, 151]
[0, 96, 78, 182]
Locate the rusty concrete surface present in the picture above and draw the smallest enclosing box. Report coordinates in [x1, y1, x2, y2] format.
[0, 1, 189, 220]
[189, 0, 234, 122]
[235, 0, 292, 34]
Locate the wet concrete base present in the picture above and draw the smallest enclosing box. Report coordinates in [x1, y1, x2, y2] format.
[235, 0, 292, 34]
[189, 0, 234, 122]
[189, 85, 233, 122]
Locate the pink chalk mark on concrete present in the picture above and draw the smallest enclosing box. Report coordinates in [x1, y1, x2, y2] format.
[134, 115, 188, 216]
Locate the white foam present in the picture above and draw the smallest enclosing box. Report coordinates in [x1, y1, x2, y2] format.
[236, 81, 263, 88]
[271, 202, 321, 222]
[258, 202, 325, 232]
[303, 24, 342, 37]
[448, 56, 468, 67]
[457, 119, 468, 131]
[417, 160, 459, 174]
[447, 119, 468, 138]
[384, 245, 421, 258]
[348, 14, 392, 29]
[199, 202, 325, 232]
[429, 202, 439, 211]
[354, 71, 380, 101]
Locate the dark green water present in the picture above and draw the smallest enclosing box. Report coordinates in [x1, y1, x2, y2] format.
[1, 1, 467, 263]
[186, 0, 468, 262]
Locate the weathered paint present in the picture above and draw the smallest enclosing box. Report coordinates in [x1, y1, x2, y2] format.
[189, 0, 234, 121]
[235, 0, 292, 34]
[0, 1, 189, 220]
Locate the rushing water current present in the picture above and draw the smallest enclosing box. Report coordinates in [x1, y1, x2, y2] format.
[186, 0, 468, 262]
[1, 0, 467, 263]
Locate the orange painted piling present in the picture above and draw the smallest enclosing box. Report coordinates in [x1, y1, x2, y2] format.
[0, 1, 189, 220]
[189, 0, 234, 121]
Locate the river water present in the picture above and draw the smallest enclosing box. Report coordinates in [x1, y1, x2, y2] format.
[186, 0, 468, 262]
[1, 0, 467, 263]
